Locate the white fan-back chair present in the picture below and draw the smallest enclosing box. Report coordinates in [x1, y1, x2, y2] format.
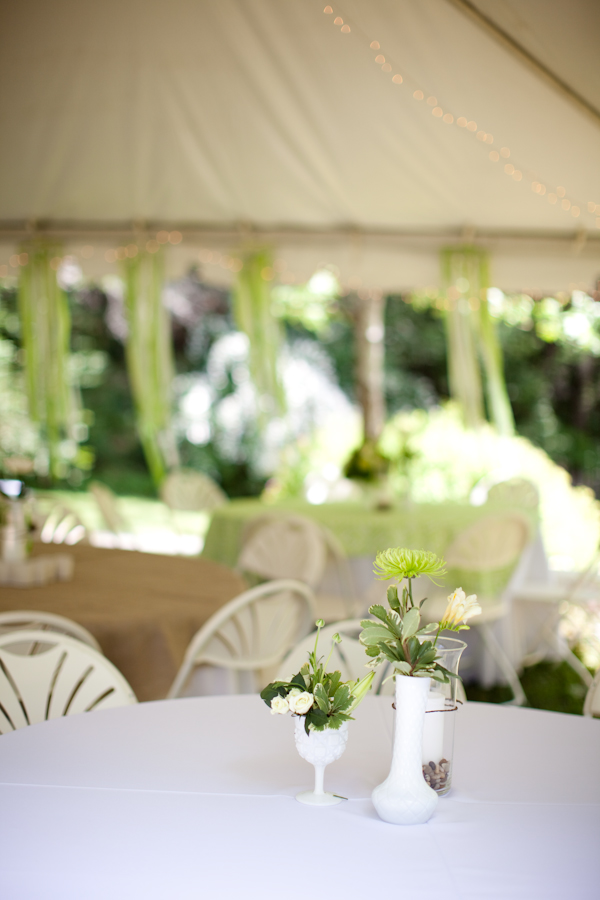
[583, 668, 600, 717]
[277, 620, 390, 693]
[168, 579, 316, 699]
[160, 468, 227, 513]
[238, 514, 357, 620]
[512, 546, 599, 688]
[487, 478, 540, 510]
[278, 620, 467, 703]
[0, 630, 137, 734]
[89, 481, 130, 535]
[0, 610, 101, 652]
[421, 512, 531, 706]
[39, 505, 87, 545]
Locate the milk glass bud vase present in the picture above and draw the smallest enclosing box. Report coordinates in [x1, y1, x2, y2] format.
[372, 675, 438, 825]
[294, 717, 349, 806]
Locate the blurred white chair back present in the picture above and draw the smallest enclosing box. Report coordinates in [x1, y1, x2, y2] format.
[160, 468, 227, 513]
[583, 668, 600, 717]
[238, 513, 357, 620]
[239, 515, 327, 586]
[89, 481, 129, 534]
[168, 579, 316, 698]
[487, 478, 539, 510]
[0, 610, 101, 652]
[0, 629, 137, 733]
[420, 512, 532, 706]
[277, 619, 467, 702]
[445, 511, 531, 572]
[39, 505, 87, 545]
[277, 619, 390, 694]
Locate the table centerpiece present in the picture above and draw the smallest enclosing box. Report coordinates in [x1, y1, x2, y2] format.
[261, 619, 374, 806]
[360, 548, 481, 824]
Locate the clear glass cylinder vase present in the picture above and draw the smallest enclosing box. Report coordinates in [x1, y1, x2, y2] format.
[421, 637, 466, 796]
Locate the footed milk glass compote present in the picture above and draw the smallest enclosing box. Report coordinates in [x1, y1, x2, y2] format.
[294, 717, 349, 805]
[260, 619, 374, 809]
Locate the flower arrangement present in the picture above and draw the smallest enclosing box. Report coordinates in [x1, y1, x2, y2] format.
[261, 620, 374, 735]
[360, 548, 481, 683]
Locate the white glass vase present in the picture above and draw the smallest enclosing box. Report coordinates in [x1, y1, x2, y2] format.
[294, 717, 349, 806]
[372, 675, 438, 825]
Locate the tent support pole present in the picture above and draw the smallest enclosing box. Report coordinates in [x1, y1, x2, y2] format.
[445, 0, 600, 129]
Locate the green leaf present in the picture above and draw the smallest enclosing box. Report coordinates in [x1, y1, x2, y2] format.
[359, 624, 394, 644]
[327, 670, 342, 697]
[418, 648, 438, 666]
[305, 707, 329, 733]
[401, 608, 421, 639]
[332, 684, 352, 711]
[368, 605, 390, 624]
[406, 635, 420, 660]
[290, 672, 307, 690]
[393, 661, 412, 674]
[365, 645, 381, 657]
[417, 622, 438, 634]
[314, 683, 330, 713]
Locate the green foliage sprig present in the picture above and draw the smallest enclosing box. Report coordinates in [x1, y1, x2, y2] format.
[360, 547, 481, 682]
[261, 620, 374, 735]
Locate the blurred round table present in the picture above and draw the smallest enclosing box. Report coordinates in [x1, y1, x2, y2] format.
[0, 695, 597, 899]
[0, 543, 246, 700]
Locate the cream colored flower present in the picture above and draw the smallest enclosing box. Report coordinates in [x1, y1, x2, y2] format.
[441, 588, 481, 628]
[270, 695, 290, 715]
[288, 691, 314, 715]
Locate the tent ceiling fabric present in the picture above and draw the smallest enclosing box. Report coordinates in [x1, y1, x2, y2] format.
[0, 0, 599, 292]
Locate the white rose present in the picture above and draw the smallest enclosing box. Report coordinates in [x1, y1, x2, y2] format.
[270, 695, 289, 715]
[288, 691, 314, 715]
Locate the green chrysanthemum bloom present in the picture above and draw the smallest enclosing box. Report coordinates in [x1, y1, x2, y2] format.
[373, 548, 447, 583]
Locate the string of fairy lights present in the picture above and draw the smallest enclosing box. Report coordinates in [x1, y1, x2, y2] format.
[322, 4, 600, 230]
[0, 7, 597, 290]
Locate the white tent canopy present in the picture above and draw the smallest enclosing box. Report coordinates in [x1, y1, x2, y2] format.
[1, 0, 599, 292]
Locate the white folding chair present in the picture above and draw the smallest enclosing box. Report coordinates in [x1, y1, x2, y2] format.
[160, 468, 227, 513]
[238, 513, 357, 620]
[168, 579, 316, 698]
[0, 629, 137, 733]
[583, 668, 600, 718]
[420, 512, 532, 706]
[0, 610, 101, 652]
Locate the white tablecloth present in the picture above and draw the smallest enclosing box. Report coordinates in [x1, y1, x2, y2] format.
[0, 696, 598, 899]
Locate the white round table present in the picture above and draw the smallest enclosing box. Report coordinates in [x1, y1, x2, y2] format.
[0, 696, 598, 899]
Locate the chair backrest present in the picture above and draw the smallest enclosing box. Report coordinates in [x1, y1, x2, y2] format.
[40, 505, 87, 545]
[0, 610, 101, 652]
[583, 668, 600, 717]
[487, 478, 539, 510]
[160, 469, 227, 513]
[89, 481, 128, 534]
[237, 514, 329, 588]
[276, 618, 391, 689]
[445, 512, 531, 572]
[168, 579, 316, 698]
[0, 629, 137, 733]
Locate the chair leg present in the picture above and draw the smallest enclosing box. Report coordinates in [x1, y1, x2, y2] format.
[478, 624, 527, 706]
[535, 606, 594, 688]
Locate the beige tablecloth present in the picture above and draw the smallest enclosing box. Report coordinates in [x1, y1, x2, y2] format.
[0, 544, 246, 701]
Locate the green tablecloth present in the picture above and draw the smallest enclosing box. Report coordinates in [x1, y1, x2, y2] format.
[202, 497, 536, 574]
